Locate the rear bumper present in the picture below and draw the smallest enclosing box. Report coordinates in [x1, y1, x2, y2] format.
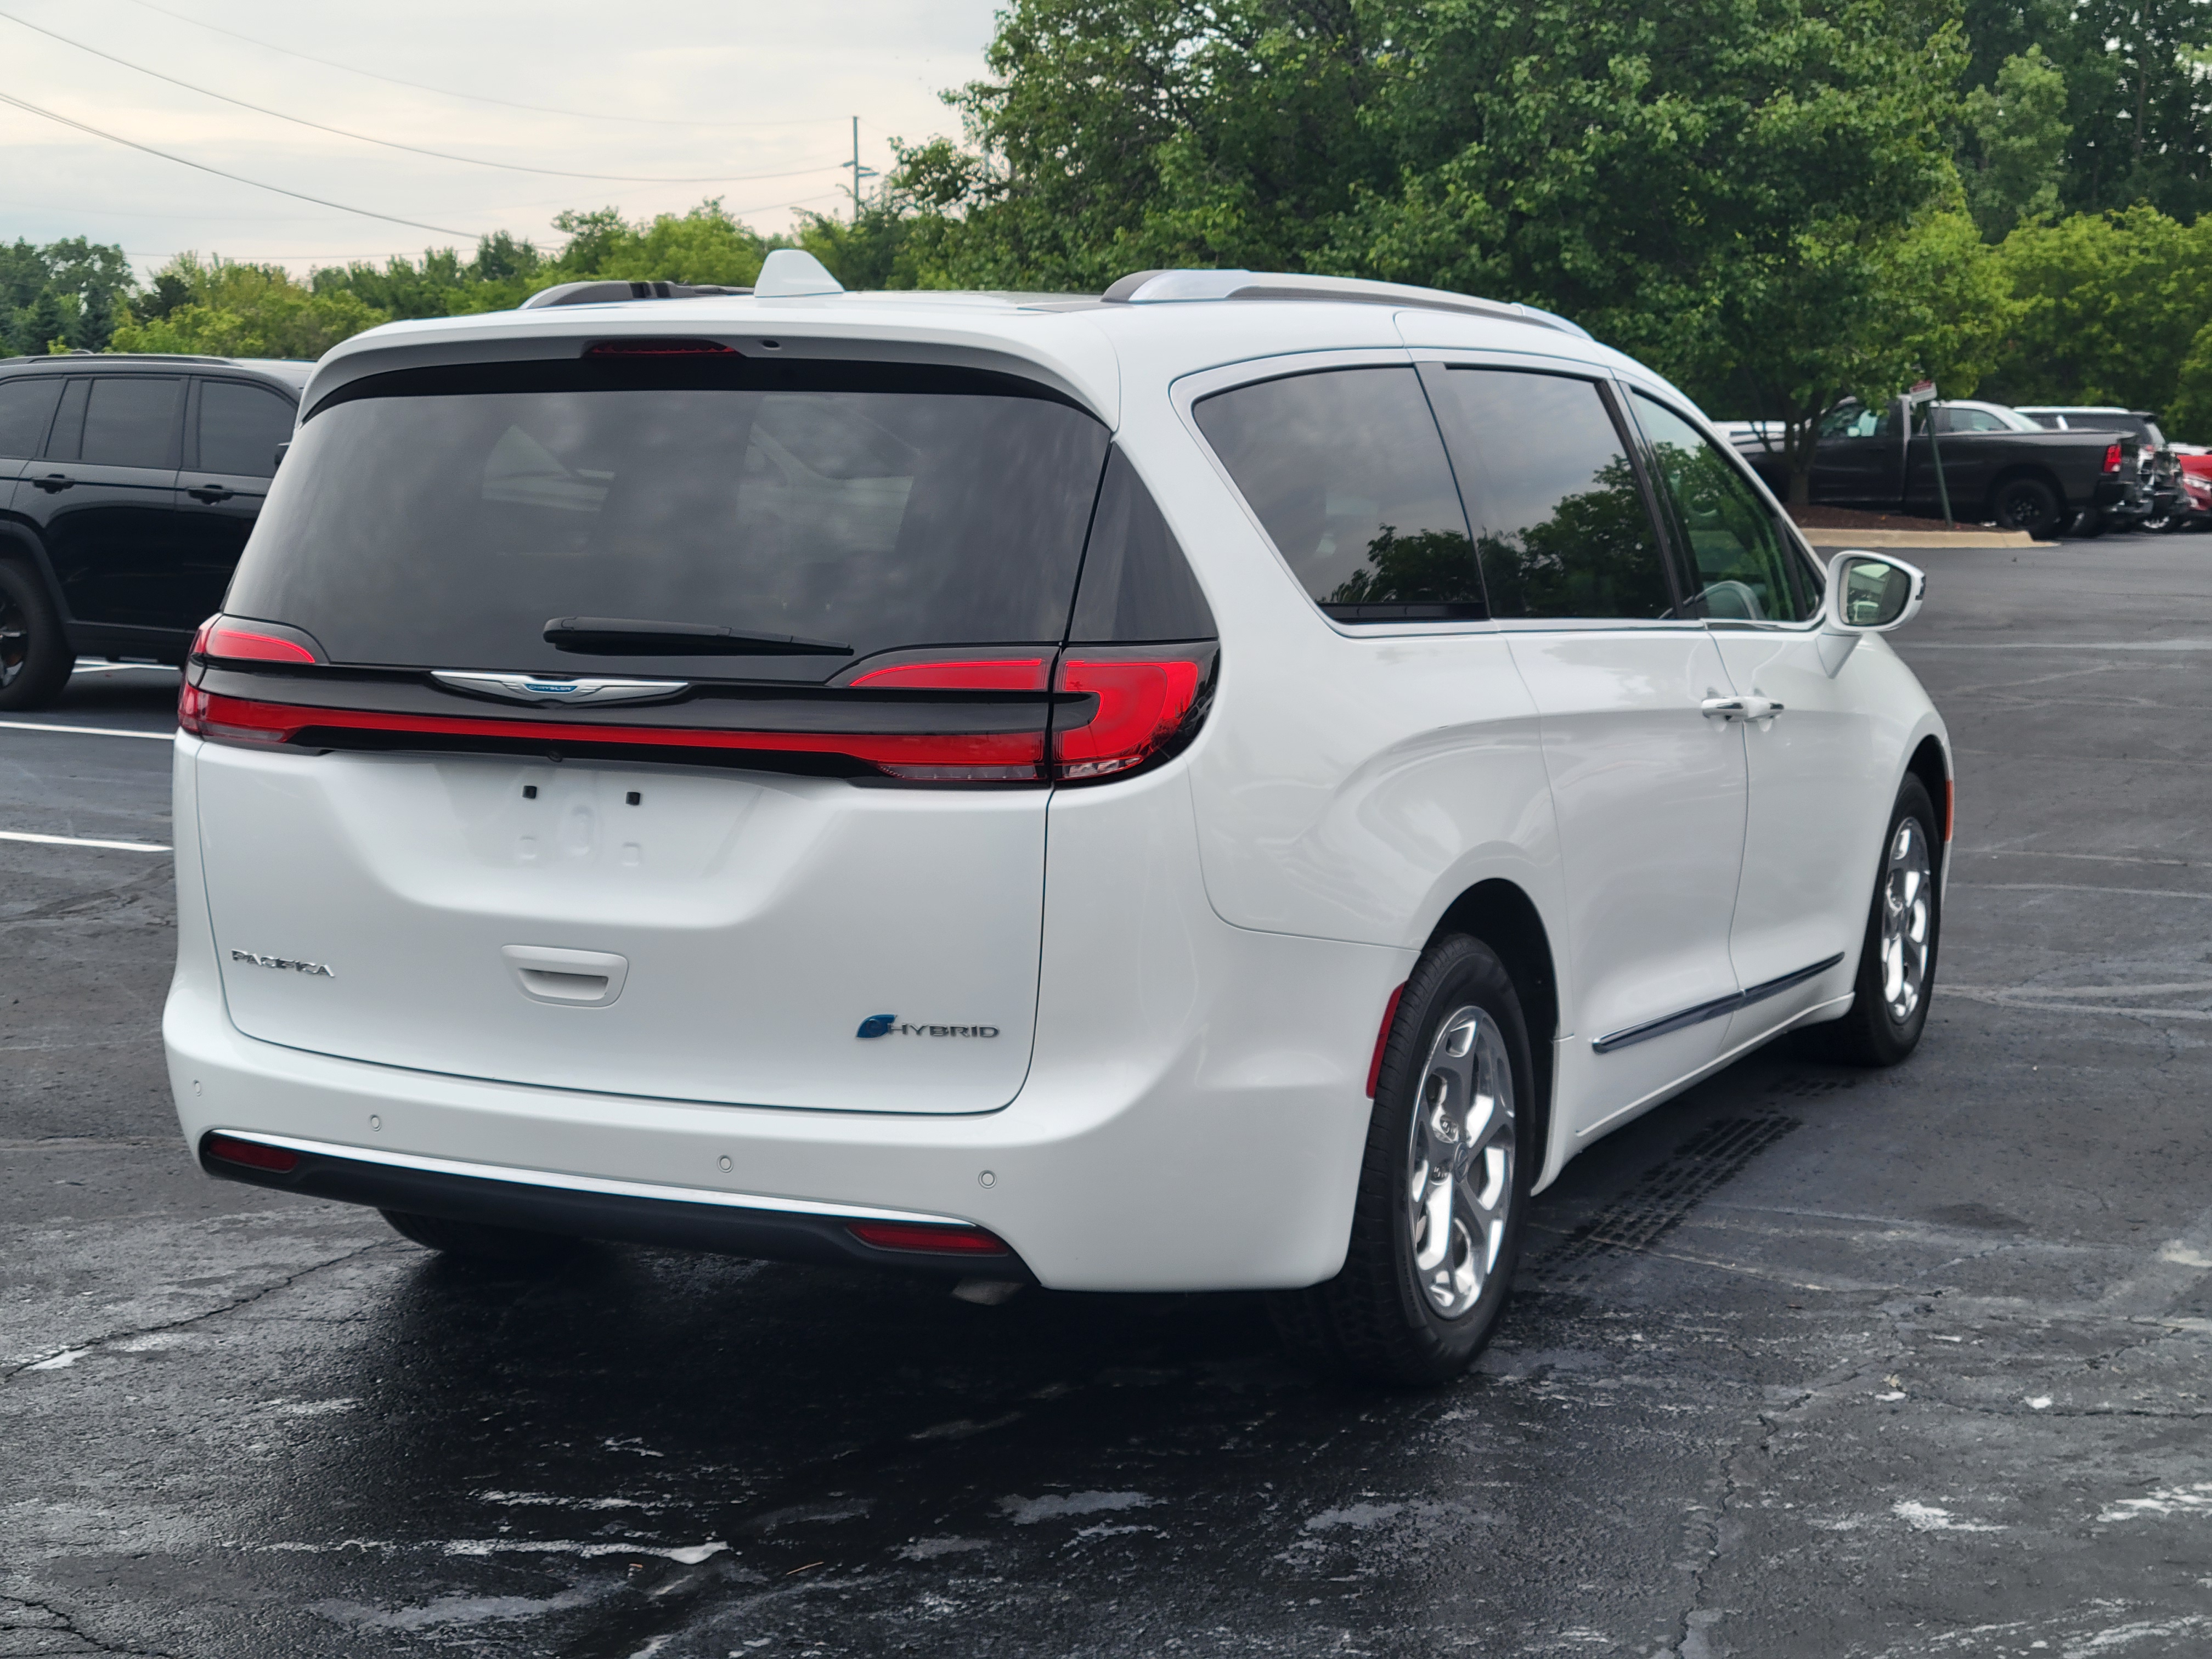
[167, 746, 1413, 1292]
[197, 1129, 1032, 1279]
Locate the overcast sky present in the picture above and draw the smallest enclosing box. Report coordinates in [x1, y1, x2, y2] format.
[0, 0, 1001, 276]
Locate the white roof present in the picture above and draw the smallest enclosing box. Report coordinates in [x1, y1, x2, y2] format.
[303, 278, 1645, 431]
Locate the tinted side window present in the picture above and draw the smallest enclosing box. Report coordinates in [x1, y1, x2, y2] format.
[1194, 367, 1482, 622]
[0, 377, 62, 459]
[1632, 393, 1812, 624]
[198, 381, 295, 477]
[1432, 369, 1674, 620]
[80, 377, 183, 469]
[1070, 449, 1215, 641]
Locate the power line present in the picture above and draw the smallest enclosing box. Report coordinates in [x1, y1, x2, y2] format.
[0, 86, 481, 238]
[0, 12, 840, 185]
[115, 0, 848, 131]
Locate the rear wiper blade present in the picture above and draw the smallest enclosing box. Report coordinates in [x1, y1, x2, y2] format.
[544, 617, 853, 657]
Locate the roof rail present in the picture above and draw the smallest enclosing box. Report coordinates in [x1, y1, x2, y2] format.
[520, 279, 752, 310]
[1100, 269, 1590, 339]
[0, 351, 239, 367]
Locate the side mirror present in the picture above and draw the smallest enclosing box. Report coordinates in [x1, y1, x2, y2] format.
[1823, 550, 1925, 633]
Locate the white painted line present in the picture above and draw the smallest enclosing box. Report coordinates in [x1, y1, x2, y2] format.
[0, 720, 176, 741]
[0, 830, 171, 853]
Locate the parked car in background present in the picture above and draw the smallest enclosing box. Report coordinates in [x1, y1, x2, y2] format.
[2013, 406, 2183, 533]
[1731, 398, 2140, 540]
[2169, 443, 2212, 529]
[0, 352, 308, 709]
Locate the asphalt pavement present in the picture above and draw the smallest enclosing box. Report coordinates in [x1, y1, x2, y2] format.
[4, 537, 2211, 1658]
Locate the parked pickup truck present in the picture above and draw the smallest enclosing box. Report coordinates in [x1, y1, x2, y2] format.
[1726, 399, 2141, 540]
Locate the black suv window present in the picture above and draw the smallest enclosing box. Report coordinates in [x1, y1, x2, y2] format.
[1431, 369, 1674, 621]
[228, 357, 1111, 678]
[197, 380, 295, 477]
[80, 376, 183, 470]
[1194, 366, 1482, 623]
[0, 377, 61, 460]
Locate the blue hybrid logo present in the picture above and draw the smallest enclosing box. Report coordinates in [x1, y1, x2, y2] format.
[855, 1014, 1001, 1040]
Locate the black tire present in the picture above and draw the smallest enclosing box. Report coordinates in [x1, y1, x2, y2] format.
[380, 1208, 578, 1264]
[1810, 777, 1941, 1068]
[0, 559, 73, 711]
[1271, 935, 1535, 1386]
[2066, 508, 2106, 539]
[1991, 477, 2061, 540]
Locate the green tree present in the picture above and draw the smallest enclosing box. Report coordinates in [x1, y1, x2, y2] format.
[111, 255, 390, 358]
[1980, 205, 2212, 410]
[1963, 46, 2071, 236]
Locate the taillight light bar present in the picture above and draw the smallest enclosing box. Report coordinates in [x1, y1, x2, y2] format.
[180, 645, 1216, 785]
[178, 687, 1049, 777]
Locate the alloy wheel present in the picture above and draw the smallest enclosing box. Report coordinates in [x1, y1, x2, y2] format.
[1880, 817, 1933, 1023]
[1404, 1005, 1516, 1319]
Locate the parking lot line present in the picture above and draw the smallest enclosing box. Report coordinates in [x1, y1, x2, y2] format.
[0, 830, 171, 853]
[0, 720, 176, 741]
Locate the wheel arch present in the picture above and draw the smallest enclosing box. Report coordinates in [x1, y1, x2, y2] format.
[0, 516, 67, 615]
[1905, 732, 1952, 874]
[1427, 878, 1558, 1180]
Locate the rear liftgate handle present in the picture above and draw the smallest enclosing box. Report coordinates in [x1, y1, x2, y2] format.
[501, 944, 629, 1007]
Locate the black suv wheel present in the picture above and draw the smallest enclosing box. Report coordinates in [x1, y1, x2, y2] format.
[0, 561, 72, 711]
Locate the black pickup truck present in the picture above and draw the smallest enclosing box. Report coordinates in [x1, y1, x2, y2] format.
[1728, 400, 2141, 539]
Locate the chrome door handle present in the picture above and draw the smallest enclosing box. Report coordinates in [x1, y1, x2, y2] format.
[1701, 696, 1785, 722]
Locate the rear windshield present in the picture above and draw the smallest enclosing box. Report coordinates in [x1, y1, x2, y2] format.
[226, 357, 1110, 679]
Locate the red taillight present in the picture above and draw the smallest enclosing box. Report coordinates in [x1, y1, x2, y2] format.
[205, 626, 316, 663]
[1052, 657, 1204, 780]
[584, 338, 736, 356]
[2104, 443, 2124, 473]
[206, 1134, 299, 1173]
[851, 658, 1048, 692]
[847, 1220, 1010, 1255]
[1367, 982, 1407, 1098]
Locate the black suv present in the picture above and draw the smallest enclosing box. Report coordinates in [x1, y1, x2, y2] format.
[0, 353, 308, 709]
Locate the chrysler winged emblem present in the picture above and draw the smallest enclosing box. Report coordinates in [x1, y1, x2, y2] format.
[431, 671, 690, 708]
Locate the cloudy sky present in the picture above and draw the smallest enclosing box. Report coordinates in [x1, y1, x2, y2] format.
[0, 0, 1001, 275]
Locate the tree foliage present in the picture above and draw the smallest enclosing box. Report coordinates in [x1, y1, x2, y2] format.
[1, 238, 131, 355]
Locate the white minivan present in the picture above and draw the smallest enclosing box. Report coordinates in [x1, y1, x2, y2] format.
[166, 259, 1948, 1384]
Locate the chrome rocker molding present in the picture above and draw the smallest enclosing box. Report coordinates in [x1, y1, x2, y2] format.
[1591, 955, 1848, 1055]
[196, 1130, 1033, 1279]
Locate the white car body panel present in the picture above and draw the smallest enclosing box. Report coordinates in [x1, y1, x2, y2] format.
[166, 284, 1951, 1288]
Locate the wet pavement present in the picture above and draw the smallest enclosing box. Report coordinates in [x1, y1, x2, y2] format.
[4, 537, 2211, 1658]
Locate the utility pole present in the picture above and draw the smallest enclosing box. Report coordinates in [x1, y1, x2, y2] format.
[843, 116, 878, 225]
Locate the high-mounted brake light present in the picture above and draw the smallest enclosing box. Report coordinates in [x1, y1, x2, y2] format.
[1052, 657, 1204, 779]
[2103, 442, 2124, 473]
[584, 338, 737, 357]
[847, 1220, 1011, 1255]
[206, 1134, 298, 1173]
